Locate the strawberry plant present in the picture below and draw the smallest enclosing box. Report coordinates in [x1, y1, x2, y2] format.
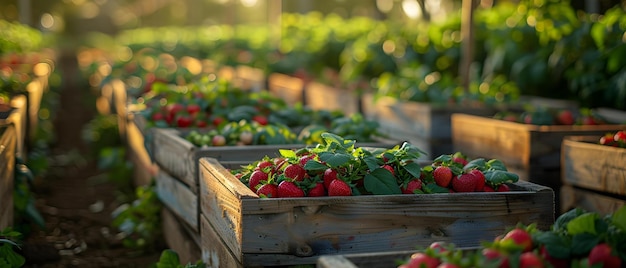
[154, 249, 205, 268]
[0, 228, 25, 268]
[396, 205, 626, 268]
[233, 132, 519, 198]
[493, 107, 612, 126]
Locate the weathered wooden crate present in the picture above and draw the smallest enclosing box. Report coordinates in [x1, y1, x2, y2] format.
[560, 185, 626, 217]
[316, 250, 418, 268]
[124, 112, 158, 187]
[0, 123, 17, 230]
[361, 94, 495, 159]
[8, 94, 28, 159]
[199, 157, 554, 267]
[561, 135, 626, 196]
[267, 73, 305, 106]
[305, 82, 360, 116]
[161, 207, 202, 264]
[451, 113, 626, 215]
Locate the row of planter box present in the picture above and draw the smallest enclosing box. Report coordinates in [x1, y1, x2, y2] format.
[113, 66, 626, 267]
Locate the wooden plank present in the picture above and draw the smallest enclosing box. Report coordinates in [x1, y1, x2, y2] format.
[267, 73, 305, 106]
[156, 169, 199, 233]
[199, 157, 554, 267]
[317, 250, 427, 268]
[0, 124, 16, 230]
[560, 185, 626, 217]
[125, 113, 158, 187]
[9, 94, 27, 159]
[161, 207, 202, 265]
[201, 214, 245, 268]
[561, 136, 626, 195]
[304, 81, 359, 116]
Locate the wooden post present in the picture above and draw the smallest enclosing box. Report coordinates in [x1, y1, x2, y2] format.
[460, 0, 477, 94]
[18, 0, 32, 26]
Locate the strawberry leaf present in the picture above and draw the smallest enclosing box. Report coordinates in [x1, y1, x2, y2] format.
[464, 158, 487, 171]
[484, 170, 519, 185]
[486, 159, 508, 171]
[279, 149, 297, 159]
[611, 205, 626, 231]
[304, 160, 328, 173]
[567, 212, 598, 235]
[363, 156, 382, 171]
[433, 154, 452, 163]
[422, 183, 450, 194]
[363, 168, 401, 195]
[570, 233, 600, 256]
[318, 152, 352, 168]
[534, 232, 571, 259]
[401, 162, 423, 178]
[553, 208, 585, 231]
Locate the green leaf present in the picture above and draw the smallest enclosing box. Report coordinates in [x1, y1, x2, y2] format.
[156, 249, 182, 268]
[484, 170, 519, 185]
[433, 154, 452, 163]
[279, 149, 296, 159]
[422, 183, 451, 194]
[464, 158, 487, 171]
[570, 233, 600, 256]
[486, 159, 508, 171]
[534, 232, 571, 259]
[402, 162, 423, 178]
[304, 160, 328, 173]
[611, 205, 626, 231]
[0, 243, 25, 268]
[567, 212, 598, 235]
[363, 156, 382, 171]
[554, 208, 585, 231]
[363, 168, 402, 195]
[318, 152, 352, 168]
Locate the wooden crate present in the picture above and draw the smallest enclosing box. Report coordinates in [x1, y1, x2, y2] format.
[125, 112, 158, 187]
[305, 82, 360, 116]
[560, 185, 626, 217]
[561, 135, 626, 196]
[199, 157, 554, 267]
[161, 207, 202, 264]
[361, 94, 494, 159]
[0, 123, 16, 230]
[316, 251, 417, 268]
[267, 73, 305, 106]
[233, 65, 266, 92]
[8, 94, 28, 159]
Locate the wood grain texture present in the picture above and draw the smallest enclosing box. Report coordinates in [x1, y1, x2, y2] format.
[156, 169, 199, 232]
[162, 207, 202, 265]
[201, 215, 245, 268]
[305, 82, 360, 116]
[267, 73, 305, 106]
[561, 136, 626, 196]
[317, 250, 423, 268]
[199, 157, 554, 267]
[560, 185, 626, 216]
[0, 124, 16, 230]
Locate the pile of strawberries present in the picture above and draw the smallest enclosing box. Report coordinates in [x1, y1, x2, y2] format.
[398, 205, 626, 268]
[234, 133, 519, 198]
[599, 130, 626, 148]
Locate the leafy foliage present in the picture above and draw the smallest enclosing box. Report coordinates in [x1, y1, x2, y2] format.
[155, 249, 205, 268]
[0, 228, 25, 268]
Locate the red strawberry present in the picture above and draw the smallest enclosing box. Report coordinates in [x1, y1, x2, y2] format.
[212, 116, 225, 127]
[176, 114, 193, 128]
[501, 228, 533, 252]
[469, 169, 486, 191]
[401, 179, 422, 194]
[151, 112, 165, 121]
[482, 248, 510, 268]
[429, 241, 447, 253]
[186, 103, 202, 115]
[299, 154, 316, 166]
[497, 184, 510, 192]
[277, 181, 305, 197]
[404, 252, 440, 268]
[256, 160, 274, 172]
[327, 180, 351, 196]
[600, 134, 617, 146]
[284, 164, 306, 181]
[615, 130, 626, 143]
[519, 252, 544, 268]
[438, 263, 460, 268]
[323, 168, 338, 189]
[307, 182, 326, 197]
[256, 183, 278, 198]
[452, 152, 469, 166]
[382, 164, 395, 176]
[451, 173, 476, 193]
[588, 243, 622, 268]
[484, 185, 496, 192]
[249, 170, 268, 191]
[433, 166, 453, 188]
[556, 110, 574, 125]
[252, 115, 268, 125]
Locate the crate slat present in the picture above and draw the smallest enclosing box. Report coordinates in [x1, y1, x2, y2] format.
[162, 207, 202, 265]
[0, 124, 16, 230]
[199, 157, 554, 267]
[560, 185, 626, 216]
[561, 136, 626, 196]
[156, 169, 199, 232]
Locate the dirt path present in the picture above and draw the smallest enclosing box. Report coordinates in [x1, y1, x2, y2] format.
[20, 51, 163, 267]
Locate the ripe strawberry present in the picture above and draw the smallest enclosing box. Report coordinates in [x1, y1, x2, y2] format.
[438, 263, 459, 268]
[501, 228, 533, 252]
[252, 115, 268, 125]
[299, 154, 316, 166]
[615, 130, 626, 143]
[256, 183, 278, 198]
[212, 116, 225, 127]
[248, 170, 268, 191]
[556, 110, 574, 125]
[284, 164, 306, 181]
[186, 103, 202, 115]
[323, 168, 338, 189]
[469, 169, 486, 191]
[484, 185, 496, 192]
[277, 181, 305, 198]
[600, 133, 617, 146]
[327, 179, 352, 196]
[588, 243, 622, 268]
[151, 112, 165, 122]
[497, 184, 510, 192]
[401, 179, 422, 194]
[382, 164, 395, 176]
[176, 114, 193, 128]
[429, 241, 447, 253]
[256, 160, 274, 172]
[404, 252, 440, 268]
[433, 166, 453, 188]
[519, 252, 544, 268]
[482, 248, 510, 268]
[307, 182, 326, 197]
[451, 173, 476, 193]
